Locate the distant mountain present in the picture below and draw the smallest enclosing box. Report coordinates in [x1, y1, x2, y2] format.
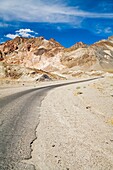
[0, 36, 113, 81]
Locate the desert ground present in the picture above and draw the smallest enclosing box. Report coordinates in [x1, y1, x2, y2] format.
[27, 74, 113, 170]
[0, 74, 113, 170]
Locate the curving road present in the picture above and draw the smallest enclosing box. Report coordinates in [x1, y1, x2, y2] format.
[0, 77, 103, 170]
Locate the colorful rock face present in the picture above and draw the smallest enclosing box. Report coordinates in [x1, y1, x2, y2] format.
[0, 36, 113, 80]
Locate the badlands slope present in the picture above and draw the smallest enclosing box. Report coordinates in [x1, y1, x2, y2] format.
[0, 36, 113, 83]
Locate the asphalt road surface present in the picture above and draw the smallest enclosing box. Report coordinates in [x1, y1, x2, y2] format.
[0, 77, 102, 170]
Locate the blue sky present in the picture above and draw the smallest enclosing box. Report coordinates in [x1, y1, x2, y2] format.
[0, 0, 113, 47]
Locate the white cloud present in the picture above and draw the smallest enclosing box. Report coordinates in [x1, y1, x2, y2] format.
[16, 29, 34, 33]
[5, 28, 38, 39]
[5, 33, 18, 39]
[0, 0, 113, 25]
[16, 28, 37, 38]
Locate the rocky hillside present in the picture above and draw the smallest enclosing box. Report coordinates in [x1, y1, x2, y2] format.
[0, 36, 113, 81]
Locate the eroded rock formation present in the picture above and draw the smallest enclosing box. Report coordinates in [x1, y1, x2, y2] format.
[0, 36, 113, 80]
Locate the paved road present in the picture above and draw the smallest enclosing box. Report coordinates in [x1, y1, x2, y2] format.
[0, 77, 102, 170]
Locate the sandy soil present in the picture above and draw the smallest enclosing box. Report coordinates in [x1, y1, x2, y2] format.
[27, 74, 113, 170]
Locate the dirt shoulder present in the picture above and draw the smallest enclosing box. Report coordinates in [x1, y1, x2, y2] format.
[27, 74, 113, 170]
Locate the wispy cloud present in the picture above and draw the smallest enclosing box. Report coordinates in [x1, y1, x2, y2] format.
[104, 27, 112, 34]
[5, 28, 38, 39]
[96, 26, 113, 35]
[0, 0, 113, 25]
[0, 22, 10, 27]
